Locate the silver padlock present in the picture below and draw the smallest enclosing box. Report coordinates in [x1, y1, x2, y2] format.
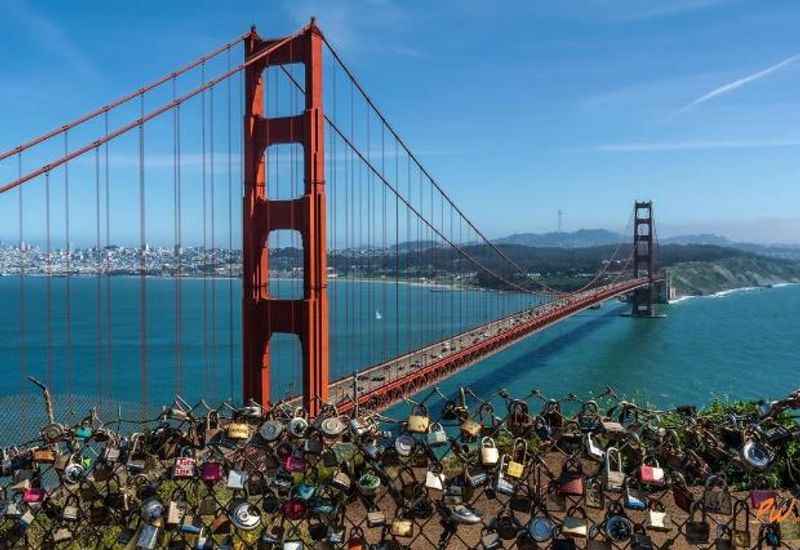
[136, 524, 159, 549]
[227, 468, 248, 490]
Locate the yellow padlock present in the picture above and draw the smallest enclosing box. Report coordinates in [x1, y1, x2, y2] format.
[460, 418, 481, 437]
[505, 437, 528, 478]
[506, 458, 524, 479]
[407, 404, 430, 434]
[226, 422, 251, 440]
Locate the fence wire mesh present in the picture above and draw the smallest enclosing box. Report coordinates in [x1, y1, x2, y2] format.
[0, 384, 799, 549]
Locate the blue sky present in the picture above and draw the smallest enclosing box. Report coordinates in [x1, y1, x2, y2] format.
[1, 0, 800, 244]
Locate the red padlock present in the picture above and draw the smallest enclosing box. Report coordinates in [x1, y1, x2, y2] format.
[23, 488, 46, 503]
[283, 453, 306, 473]
[348, 526, 367, 550]
[200, 462, 223, 482]
[281, 498, 307, 521]
[639, 456, 665, 486]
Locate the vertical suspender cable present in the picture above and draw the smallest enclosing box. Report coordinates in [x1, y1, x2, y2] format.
[394, 139, 400, 358]
[210, 84, 217, 395]
[173, 76, 183, 396]
[227, 46, 234, 400]
[381, 125, 386, 363]
[45, 171, 52, 389]
[65, 133, 74, 403]
[139, 93, 148, 416]
[17, 154, 25, 389]
[95, 146, 102, 402]
[104, 112, 113, 400]
[201, 62, 209, 396]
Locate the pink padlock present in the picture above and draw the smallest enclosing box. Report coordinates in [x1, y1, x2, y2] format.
[283, 454, 306, 473]
[23, 488, 46, 503]
[201, 462, 223, 482]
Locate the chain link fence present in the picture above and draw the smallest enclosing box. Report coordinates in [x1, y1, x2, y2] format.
[0, 384, 799, 549]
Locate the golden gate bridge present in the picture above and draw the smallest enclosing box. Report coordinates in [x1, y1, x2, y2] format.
[0, 20, 663, 421]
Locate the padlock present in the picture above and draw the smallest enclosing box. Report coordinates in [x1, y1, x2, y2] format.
[166, 498, 185, 526]
[638, 454, 665, 486]
[22, 487, 45, 503]
[63, 495, 80, 521]
[332, 470, 351, 491]
[460, 416, 482, 438]
[732, 500, 751, 548]
[685, 502, 710, 545]
[427, 422, 447, 447]
[715, 525, 734, 550]
[742, 439, 775, 470]
[74, 423, 93, 439]
[482, 526, 501, 549]
[226, 422, 251, 441]
[320, 415, 346, 438]
[604, 503, 633, 542]
[20, 508, 35, 528]
[367, 510, 386, 527]
[466, 464, 487, 487]
[703, 475, 733, 516]
[41, 421, 65, 442]
[32, 447, 56, 464]
[631, 524, 654, 550]
[407, 403, 430, 433]
[425, 464, 445, 491]
[505, 438, 527, 479]
[288, 408, 309, 438]
[226, 468, 248, 489]
[604, 446, 625, 491]
[173, 455, 195, 478]
[586, 476, 605, 509]
[646, 501, 669, 531]
[528, 514, 555, 542]
[259, 419, 284, 442]
[391, 518, 413, 538]
[102, 443, 120, 463]
[623, 478, 647, 511]
[561, 506, 588, 538]
[201, 461, 223, 482]
[496, 512, 520, 540]
[229, 499, 261, 531]
[558, 457, 584, 496]
[126, 433, 147, 472]
[495, 456, 516, 495]
[304, 430, 323, 454]
[480, 437, 499, 466]
[356, 471, 381, 496]
[137, 524, 160, 549]
[205, 410, 222, 443]
[52, 527, 73, 543]
[348, 526, 367, 549]
[585, 433, 605, 461]
[141, 497, 165, 522]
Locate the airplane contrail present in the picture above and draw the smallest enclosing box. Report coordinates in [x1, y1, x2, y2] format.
[678, 52, 800, 113]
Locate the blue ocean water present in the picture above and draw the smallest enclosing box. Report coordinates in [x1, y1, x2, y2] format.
[0, 277, 797, 413]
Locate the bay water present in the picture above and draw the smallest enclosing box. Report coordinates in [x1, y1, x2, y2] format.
[0, 276, 797, 421]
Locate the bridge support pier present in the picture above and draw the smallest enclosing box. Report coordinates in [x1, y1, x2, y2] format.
[242, 22, 329, 416]
[631, 201, 658, 317]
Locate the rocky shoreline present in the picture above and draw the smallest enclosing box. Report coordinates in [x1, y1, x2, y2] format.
[669, 255, 800, 298]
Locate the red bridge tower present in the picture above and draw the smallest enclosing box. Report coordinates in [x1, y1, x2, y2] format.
[242, 22, 329, 416]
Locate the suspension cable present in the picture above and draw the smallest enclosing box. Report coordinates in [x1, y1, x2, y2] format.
[0, 32, 250, 163]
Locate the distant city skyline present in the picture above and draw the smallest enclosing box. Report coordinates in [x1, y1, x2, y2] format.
[2, 1, 800, 245]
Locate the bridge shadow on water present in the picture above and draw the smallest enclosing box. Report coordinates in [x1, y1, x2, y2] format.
[453, 305, 627, 397]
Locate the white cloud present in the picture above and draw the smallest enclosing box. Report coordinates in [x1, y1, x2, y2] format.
[678, 53, 800, 113]
[589, 139, 800, 152]
[7, 2, 102, 83]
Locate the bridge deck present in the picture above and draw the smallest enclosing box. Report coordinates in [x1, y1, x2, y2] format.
[323, 277, 655, 413]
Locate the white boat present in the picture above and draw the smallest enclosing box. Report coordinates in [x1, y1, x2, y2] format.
[375, 310, 382, 320]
